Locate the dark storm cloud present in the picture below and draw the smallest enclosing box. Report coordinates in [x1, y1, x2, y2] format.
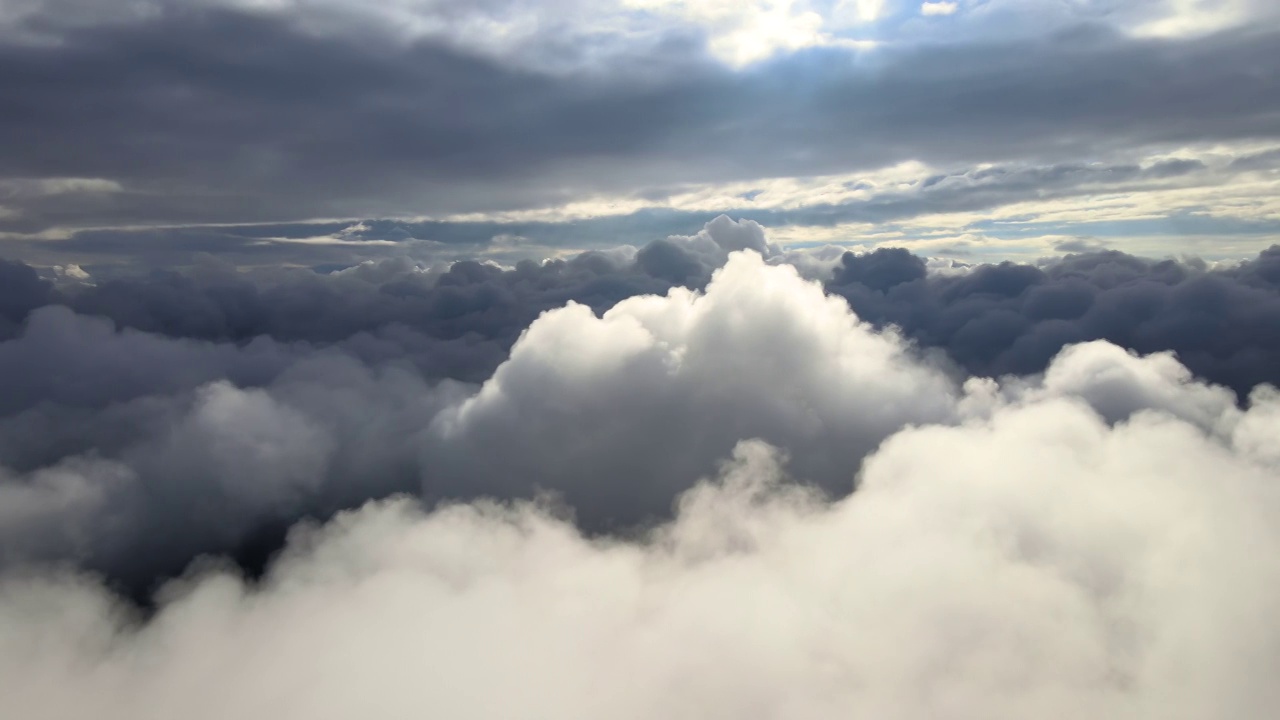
[55, 236, 1279, 401]
[0, 259, 55, 339]
[828, 244, 1280, 398]
[0, 5, 723, 231]
[65, 250, 683, 383]
[1, 4, 1279, 233]
[0, 320, 469, 593]
[5, 217, 771, 389]
[4, 227, 1280, 403]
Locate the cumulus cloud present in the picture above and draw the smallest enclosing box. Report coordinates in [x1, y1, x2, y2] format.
[421, 250, 958, 525]
[4, 0, 1279, 711]
[0, 246, 955, 589]
[2, 229, 1279, 718]
[635, 215, 777, 282]
[0, 315, 469, 589]
[1, 237, 1275, 597]
[3, 370, 1279, 718]
[828, 244, 1280, 398]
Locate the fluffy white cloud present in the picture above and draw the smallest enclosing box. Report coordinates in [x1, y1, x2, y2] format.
[421, 249, 960, 521]
[3, 245, 1280, 717]
[4, 373, 1279, 718]
[1008, 341, 1242, 430]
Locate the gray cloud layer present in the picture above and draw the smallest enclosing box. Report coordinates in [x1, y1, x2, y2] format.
[5, 220, 1278, 396]
[2, 3, 1279, 232]
[828, 244, 1280, 398]
[1, 227, 1278, 597]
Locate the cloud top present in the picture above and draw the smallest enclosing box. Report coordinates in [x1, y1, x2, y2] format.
[4, 378, 1280, 718]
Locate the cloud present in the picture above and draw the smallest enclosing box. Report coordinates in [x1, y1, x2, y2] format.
[4, 220, 1279, 403]
[6, 142, 1276, 277]
[1052, 238, 1110, 254]
[0, 246, 955, 590]
[1, 3, 1279, 234]
[0, 258, 54, 340]
[420, 250, 959, 526]
[828, 244, 1280, 398]
[3, 371, 1279, 718]
[1, 237, 1275, 597]
[0, 216, 767, 388]
[920, 1, 957, 16]
[4, 3, 1280, 711]
[0, 316, 469, 590]
[58, 245, 680, 384]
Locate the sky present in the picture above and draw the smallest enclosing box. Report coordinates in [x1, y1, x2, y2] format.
[3, 2, 1280, 718]
[0, 0, 1279, 270]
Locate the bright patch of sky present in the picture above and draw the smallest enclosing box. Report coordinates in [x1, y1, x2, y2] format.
[920, 2, 956, 16]
[254, 0, 1280, 64]
[5, 0, 1275, 67]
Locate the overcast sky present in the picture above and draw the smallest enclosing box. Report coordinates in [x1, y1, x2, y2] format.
[1, 0, 1278, 270]
[6, 5, 1280, 717]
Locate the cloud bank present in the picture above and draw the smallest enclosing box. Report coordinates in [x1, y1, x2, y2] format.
[2, 241, 955, 590]
[0, 228, 1276, 591]
[2, 231, 1279, 716]
[4, 377, 1279, 718]
[8, 217, 1277, 395]
[829, 244, 1280, 398]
